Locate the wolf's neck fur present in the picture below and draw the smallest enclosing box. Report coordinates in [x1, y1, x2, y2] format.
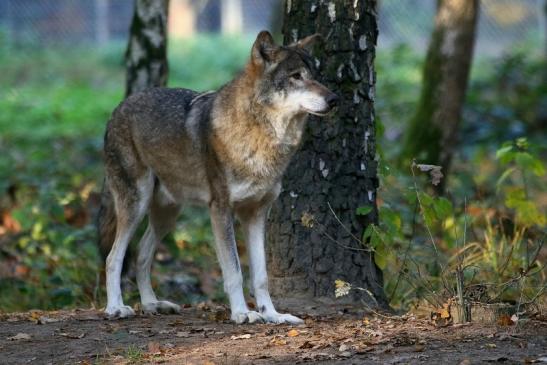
[210, 66, 308, 180]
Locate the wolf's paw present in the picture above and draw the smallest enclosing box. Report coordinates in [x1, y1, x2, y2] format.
[142, 301, 181, 315]
[231, 311, 265, 324]
[262, 312, 304, 324]
[105, 304, 136, 319]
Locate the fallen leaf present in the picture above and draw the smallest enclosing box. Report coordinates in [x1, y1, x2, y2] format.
[440, 308, 450, 319]
[7, 333, 31, 341]
[301, 212, 315, 228]
[510, 314, 519, 323]
[148, 341, 162, 354]
[485, 343, 497, 349]
[287, 329, 299, 337]
[231, 334, 252, 340]
[197, 302, 210, 311]
[270, 337, 287, 346]
[497, 314, 514, 326]
[59, 332, 85, 339]
[339, 344, 349, 352]
[37, 316, 60, 324]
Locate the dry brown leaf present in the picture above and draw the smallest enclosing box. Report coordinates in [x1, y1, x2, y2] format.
[148, 341, 162, 354]
[440, 308, 450, 319]
[414, 344, 425, 352]
[287, 329, 299, 337]
[497, 314, 514, 326]
[414, 163, 444, 186]
[270, 337, 287, 346]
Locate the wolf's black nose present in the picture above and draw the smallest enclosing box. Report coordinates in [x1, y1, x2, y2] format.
[326, 93, 339, 108]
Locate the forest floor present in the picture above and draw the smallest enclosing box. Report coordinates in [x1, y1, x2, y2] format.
[1, 302, 546, 365]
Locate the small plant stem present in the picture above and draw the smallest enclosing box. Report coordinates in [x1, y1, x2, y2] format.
[410, 162, 447, 289]
[389, 200, 418, 302]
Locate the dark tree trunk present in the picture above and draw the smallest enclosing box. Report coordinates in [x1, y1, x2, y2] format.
[401, 0, 479, 191]
[125, 0, 169, 97]
[267, 0, 388, 307]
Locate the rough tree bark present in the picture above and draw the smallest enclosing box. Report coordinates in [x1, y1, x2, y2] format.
[267, 0, 388, 307]
[125, 0, 169, 97]
[401, 0, 479, 190]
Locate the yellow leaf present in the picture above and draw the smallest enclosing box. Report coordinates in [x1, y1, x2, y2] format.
[270, 338, 287, 346]
[287, 329, 299, 337]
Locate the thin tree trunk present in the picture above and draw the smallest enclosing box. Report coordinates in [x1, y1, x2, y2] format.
[220, 0, 243, 34]
[95, 0, 109, 46]
[401, 0, 479, 191]
[267, 0, 388, 307]
[125, 0, 169, 97]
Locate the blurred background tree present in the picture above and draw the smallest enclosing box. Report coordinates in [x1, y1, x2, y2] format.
[401, 0, 479, 192]
[125, 0, 170, 96]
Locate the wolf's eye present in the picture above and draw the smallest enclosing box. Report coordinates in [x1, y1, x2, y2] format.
[290, 72, 302, 80]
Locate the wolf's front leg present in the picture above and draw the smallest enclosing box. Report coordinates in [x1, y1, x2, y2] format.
[240, 206, 304, 325]
[210, 203, 263, 324]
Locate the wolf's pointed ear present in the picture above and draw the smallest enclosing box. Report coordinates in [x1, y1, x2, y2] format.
[293, 33, 323, 52]
[252, 30, 278, 67]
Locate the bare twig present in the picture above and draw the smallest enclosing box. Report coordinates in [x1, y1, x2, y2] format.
[327, 202, 364, 245]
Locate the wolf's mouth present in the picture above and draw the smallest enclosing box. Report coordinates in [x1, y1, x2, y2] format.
[304, 108, 335, 117]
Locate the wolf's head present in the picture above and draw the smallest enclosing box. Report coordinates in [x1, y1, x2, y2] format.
[248, 31, 338, 117]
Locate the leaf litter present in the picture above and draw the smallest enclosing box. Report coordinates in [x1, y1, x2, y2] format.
[0, 306, 545, 364]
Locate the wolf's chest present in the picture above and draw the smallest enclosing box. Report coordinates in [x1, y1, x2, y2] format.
[228, 179, 273, 204]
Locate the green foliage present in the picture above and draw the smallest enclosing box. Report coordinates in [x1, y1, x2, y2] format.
[370, 45, 546, 310]
[369, 138, 546, 310]
[495, 138, 546, 227]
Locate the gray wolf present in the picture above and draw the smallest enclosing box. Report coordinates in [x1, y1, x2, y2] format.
[97, 31, 338, 324]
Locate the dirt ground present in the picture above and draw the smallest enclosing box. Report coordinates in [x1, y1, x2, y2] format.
[0, 303, 546, 365]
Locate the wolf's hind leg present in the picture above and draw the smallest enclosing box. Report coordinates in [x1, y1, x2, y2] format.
[137, 192, 181, 314]
[105, 172, 154, 318]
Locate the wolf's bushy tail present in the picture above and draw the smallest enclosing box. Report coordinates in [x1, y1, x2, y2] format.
[97, 181, 117, 262]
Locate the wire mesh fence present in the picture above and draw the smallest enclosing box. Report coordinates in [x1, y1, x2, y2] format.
[0, 0, 544, 57]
